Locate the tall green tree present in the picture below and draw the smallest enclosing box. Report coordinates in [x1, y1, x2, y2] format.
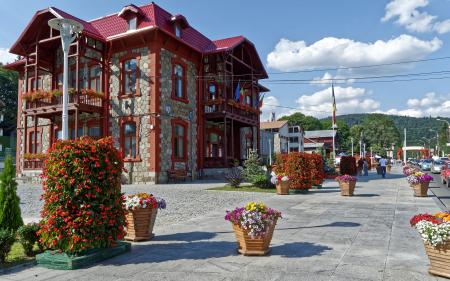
[0, 156, 23, 232]
[0, 65, 18, 133]
[438, 123, 449, 155]
[279, 112, 322, 131]
[321, 119, 350, 151]
[360, 114, 401, 155]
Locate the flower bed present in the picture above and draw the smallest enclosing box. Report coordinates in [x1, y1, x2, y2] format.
[225, 202, 281, 255]
[410, 212, 450, 278]
[38, 137, 126, 255]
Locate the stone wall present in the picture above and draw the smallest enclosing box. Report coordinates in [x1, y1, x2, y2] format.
[109, 47, 154, 184]
[158, 49, 198, 182]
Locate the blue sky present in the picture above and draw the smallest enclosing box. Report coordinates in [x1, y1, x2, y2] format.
[1, 0, 450, 119]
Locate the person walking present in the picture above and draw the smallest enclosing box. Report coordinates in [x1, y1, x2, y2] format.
[357, 157, 364, 176]
[379, 156, 387, 178]
[363, 159, 369, 176]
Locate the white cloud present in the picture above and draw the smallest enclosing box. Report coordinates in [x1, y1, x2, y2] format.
[267, 35, 442, 71]
[0, 48, 16, 65]
[383, 92, 450, 117]
[291, 86, 380, 119]
[382, 0, 450, 34]
[310, 72, 355, 86]
[260, 95, 291, 122]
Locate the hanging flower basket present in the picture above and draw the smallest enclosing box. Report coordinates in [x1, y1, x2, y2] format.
[271, 173, 290, 195]
[124, 193, 166, 241]
[410, 212, 450, 278]
[225, 202, 281, 256]
[336, 175, 357, 196]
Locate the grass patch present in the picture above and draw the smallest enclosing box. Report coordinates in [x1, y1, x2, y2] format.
[208, 185, 276, 193]
[1, 243, 36, 269]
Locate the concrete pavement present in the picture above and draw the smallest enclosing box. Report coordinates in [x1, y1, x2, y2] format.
[1, 167, 446, 281]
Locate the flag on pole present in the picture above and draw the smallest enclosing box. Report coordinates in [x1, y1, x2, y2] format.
[332, 83, 337, 129]
[258, 93, 265, 108]
[234, 81, 241, 102]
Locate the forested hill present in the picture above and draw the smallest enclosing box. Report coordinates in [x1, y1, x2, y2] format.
[324, 114, 450, 146]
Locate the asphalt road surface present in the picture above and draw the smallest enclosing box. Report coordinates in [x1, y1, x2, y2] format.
[429, 171, 450, 210]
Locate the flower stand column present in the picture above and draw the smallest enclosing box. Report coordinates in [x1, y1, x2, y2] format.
[225, 202, 281, 256]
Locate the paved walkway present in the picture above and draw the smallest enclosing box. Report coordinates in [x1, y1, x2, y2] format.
[2, 168, 446, 281]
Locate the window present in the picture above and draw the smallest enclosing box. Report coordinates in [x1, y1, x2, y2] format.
[128, 17, 137, 30]
[29, 77, 42, 91]
[172, 63, 186, 100]
[70, 127, 84, 139]
[289, 126, 299, 133]
[56, 130, 62, 140]
[122, 58, 138, 96]
[172, 121, 187, 160]
[0, 128, 3, 137]
[206, 132, 223, 158]
[289, 137, 299, 143]
[289, 147, 299, 152]
[174, 24, 181, 38]
[89, 65, 102, 92]
[29, 131, 41, 153]
[88, 126, 101, 138]
[0, 114, 3, 122]
[120, 119, 140, 161]
[123, 122, 137, 158]
[208, 83, 217, 100]
[57, 73, 63, 90]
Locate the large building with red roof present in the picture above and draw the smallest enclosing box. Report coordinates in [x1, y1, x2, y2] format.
[6, 2, 268, 183]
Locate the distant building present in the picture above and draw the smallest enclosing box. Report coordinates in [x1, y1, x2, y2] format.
[260, 120, 289, 162]
[304, 130, 336, 157]
[287, 125, 304, 152]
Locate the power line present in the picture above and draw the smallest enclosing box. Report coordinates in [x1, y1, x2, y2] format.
[264, 75, 450, 85]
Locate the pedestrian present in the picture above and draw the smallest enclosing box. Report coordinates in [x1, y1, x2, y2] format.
[363, 159, 369, 176]
[357, 157, 364, 176]
[379, 156, 387, 178]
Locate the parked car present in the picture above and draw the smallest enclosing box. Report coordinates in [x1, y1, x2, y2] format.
[440, 157, 450, 162]
[441, 162, 450, 187]
[431, 160, 445, 174]
[420, 159, 433, 171]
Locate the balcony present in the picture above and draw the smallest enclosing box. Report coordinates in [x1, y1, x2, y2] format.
[23, 90, 104, 116]
[204, 98, 260, 125]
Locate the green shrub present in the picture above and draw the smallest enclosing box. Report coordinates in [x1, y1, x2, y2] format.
[252, 174, 273, 189]
[0, 156, 23, 232]
[243, 150, 265, 183]
[0, 229, 15, 263]
[17, 223, 39, 257]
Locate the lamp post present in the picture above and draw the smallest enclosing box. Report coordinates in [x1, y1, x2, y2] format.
[48, 18, 83, 140]
[351, 137, 354, 156]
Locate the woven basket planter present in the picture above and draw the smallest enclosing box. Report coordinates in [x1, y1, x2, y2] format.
[339, 180, 356, 196]
[276, 181, 290, 195]
[124, 208, 158, 241]
[412, 182, 429, 197]
[424, 242, 450, 279]
[231, 218, 277, 256]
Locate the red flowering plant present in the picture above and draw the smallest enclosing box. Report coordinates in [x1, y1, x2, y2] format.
[38, 137, 126, 255]
[339, 156, 357, 176]
[274, 152, 312, 190]
[309, 153, 325, 186]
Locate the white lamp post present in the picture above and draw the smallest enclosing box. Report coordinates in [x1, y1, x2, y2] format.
[48, 18, 83, 140]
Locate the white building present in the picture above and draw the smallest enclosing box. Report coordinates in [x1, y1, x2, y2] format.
[287, 125, 305, 152]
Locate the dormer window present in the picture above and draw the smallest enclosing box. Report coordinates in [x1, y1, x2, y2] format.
[128, 17, 137, 30]
[175, 24, 181, 38]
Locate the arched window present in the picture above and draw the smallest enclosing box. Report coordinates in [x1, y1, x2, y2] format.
[172, 62, 187, 101]
[122, 58, 138, 96]
[123, 122, 137, 158]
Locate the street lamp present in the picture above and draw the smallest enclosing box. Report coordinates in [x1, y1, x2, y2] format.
[48, 18, 83, 140]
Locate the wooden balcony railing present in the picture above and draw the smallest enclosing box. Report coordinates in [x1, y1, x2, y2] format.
[204, 98, 260, 122]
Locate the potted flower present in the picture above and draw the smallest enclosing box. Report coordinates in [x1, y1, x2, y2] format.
[335, 175, 357, 196]
[270, 172, 290, 195]
[407, 172, 433, 197]
[124, 193, 166, 241]
[225, 202, 281, 256]
[410, 212, 450, 278]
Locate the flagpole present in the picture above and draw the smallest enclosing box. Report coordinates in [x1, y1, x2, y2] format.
[331, 82, 337, 160]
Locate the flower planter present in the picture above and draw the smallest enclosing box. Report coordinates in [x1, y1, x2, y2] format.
[339, 180, 356, 196]
[276, 181, 290, 195]
[387, 165, 392, 173]
[124, 208, 158, 241]
[412, 182, 429, 197]
[424, 242, 450, 279]
[231, 218, 277, 256]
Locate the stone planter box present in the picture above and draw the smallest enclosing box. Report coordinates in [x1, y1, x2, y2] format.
[124, 208, 158, 241]
[231, 218, 277, 256]
[412, 182, 429, 197]
[276, 180, 290, 195]
[424, 242, 450, 278]
[36, 242, 130, 270]
[339, 180, 356, 196]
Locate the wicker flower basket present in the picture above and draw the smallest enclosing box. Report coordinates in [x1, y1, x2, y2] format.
[424, 242, 450, 278]
[339, 180, 356, 196]
[231, 218, 277, 256]
[124, 208, 158, 241]
[276, 181, 290, 195]
[412, 182, 429, 197]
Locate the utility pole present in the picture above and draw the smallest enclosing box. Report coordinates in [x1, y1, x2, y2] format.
[268, 137, 272, 165]
[403, 128, 407, 164]
[351, 137, 354, 156]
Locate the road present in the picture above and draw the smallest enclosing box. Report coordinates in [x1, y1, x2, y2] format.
[428, 171, 450, 210]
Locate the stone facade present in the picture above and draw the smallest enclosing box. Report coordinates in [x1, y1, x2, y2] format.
[158, 49, 197, 183]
